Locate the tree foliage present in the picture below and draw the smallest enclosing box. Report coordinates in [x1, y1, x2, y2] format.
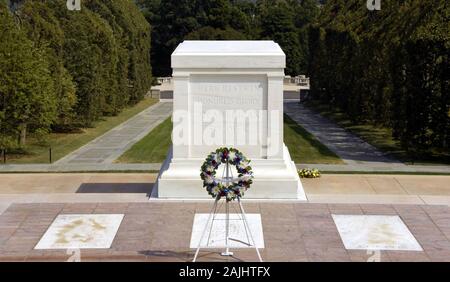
[258, 0, 303, 75]
[138, 0, 319, 76]
[0, 0, 152, 148]
[0, 2, 56, 147]
[19, 1, 77, 130]
[308, 0, 449, 160]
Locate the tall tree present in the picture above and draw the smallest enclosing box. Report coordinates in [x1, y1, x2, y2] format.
[308, 0, 449, 160]
[1, 0, 153, 150]
[0, 3, 56, 147]
[140, 0, 254, 76]
[258, 0, 303, 75]
[18, 1, 77, 131]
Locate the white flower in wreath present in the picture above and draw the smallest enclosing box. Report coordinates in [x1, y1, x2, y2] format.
[205, 165, 215, 172]
[213, 153, 221, 163]
[228, 151, 236, 162]
[204, 175, 214, 184]
[238, 160, 249, 169]
[239, 174, 252, 182]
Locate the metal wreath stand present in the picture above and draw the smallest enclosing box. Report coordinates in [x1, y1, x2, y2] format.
[193, 160, 263, 262]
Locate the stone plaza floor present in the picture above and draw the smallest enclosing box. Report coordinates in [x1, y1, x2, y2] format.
[1, 202, 450, 262]
[0, 173, 449, 262]
[1, 173, 449, 214]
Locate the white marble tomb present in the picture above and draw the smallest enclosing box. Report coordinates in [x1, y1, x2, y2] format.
[155, 41, 305, 200]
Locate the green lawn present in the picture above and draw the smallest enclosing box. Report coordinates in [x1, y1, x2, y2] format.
[6, 98, 158, 164]
[116, 117, 172, 163]
[116, 115, 343, 164]
[305, 101, 449, 165]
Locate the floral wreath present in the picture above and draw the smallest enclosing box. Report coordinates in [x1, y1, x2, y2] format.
[200, 147, 254, 201]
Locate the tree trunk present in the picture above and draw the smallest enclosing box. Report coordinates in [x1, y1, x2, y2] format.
[18, 123, 27, 147]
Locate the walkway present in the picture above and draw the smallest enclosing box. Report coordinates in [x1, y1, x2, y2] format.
[303, 174, 450, 206]
[55, 102, 172, 165]
[0, 163, 162, 173]
[0, 173, 449, 261]
[1, 202, 449, 261]
[295, 163, 450, 173]
[1, 162, 450, 173]
[0, 173, 449, 215]
[284, 101, 405, 166]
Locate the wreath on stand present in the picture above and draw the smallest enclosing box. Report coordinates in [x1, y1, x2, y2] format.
[200, 147, 254, 201]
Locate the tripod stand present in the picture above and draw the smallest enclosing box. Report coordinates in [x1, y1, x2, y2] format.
[192, 162, 263, 262]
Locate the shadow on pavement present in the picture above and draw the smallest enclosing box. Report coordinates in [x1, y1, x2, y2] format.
[76, 183, 154, 194]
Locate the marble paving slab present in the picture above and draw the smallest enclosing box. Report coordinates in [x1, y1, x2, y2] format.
[190, 214, 264, 249]
[332, 215, 422, 251]
[35, 214, 124, 249]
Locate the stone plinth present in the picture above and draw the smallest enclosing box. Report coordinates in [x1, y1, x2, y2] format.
[155, 41, 306, 200]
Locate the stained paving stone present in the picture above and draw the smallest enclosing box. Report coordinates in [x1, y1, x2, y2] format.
[94, 203, 130, 214]
[150, 233, 190, 249]
[195, 202, 217, 213]
[265, 235, 302, 249]
[0, 202, 449, 261]
[1, 238, 38, 252]
[161, 203, 197, 214]
[425, 250, 450, 262]
[61, 203, 98, 214]
[126, 202, 166, 214]
[262, 215, 298, 227]
[260, 203, 296, 216]
[0, 214, 28, 229]
[386, 251, 431, 262]
[394, 205, 428, 216]
[294, 205, 330, 218]
[305, 246, 350, 262]
[328, 204, 363, 215]
[361, 204, 398, 215]
[3, 204, 39, 215]
[0, 252, 27, 262]
[302, 231, 345, 249]
[401, 216, 444, 238]
[10, 227, 46, 240]
[38, 203, 65, 210]
[420, 207, 450, 240]
[264, 247, 308, 262]
[0, 228, 16, 245]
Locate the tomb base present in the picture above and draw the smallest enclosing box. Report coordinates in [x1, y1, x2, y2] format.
[153, 145, 306, 200]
